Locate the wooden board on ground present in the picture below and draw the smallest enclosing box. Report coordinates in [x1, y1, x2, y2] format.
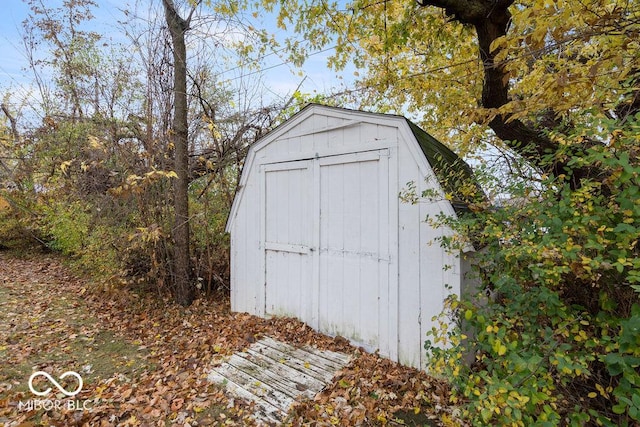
[208, 337, 351, 425]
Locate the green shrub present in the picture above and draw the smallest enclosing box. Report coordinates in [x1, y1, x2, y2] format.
[0, 192, 39, 250]
[35, 197, 123, 280]
[425, 117, 640, 426]
[189, 173, 233, 295]
[40, 199, 92, 255]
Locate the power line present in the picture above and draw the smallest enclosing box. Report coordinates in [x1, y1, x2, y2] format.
[0, 0, 506, 125]
[218, 43, 344, 83]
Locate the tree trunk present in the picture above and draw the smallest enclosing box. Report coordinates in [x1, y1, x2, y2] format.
[417, 0, 595, 187]
[163, 0, 195, 306]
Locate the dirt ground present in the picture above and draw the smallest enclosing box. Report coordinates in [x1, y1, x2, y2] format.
[0, 252, 450, 426]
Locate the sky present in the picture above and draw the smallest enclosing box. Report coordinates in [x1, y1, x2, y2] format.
[0, 0, 352, 118]
[0, 1, 35, 90]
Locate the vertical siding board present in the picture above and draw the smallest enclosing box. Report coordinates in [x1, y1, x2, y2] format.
[313, 127, 329, 154]
[419, 198, 446, 368]
[377, 124, 396, 143]
[290, 253, 302, 316]
[248, 173, 259, 314]
[301, 164, 312, 325]
[328, 163, 345, 334]
[377, 151, 390, 358]
[318, 164, 331, 332]
[359, 256, 379, 347]
[326, 256, 343, 334]
[313, 114, 330, 152]
[260, 169, 267, 310]
[343, 162, 360, 253]
[360, 123, 377, 143]
[298, 116, 315, 135]
[239, 207, 249, 313]
[359, 160, 381, 348]
[342, 255, 360, 339]
[359, 161, 378, 254]
[264, 251, 274, 313]
[259, 165, 268, 316]
[326, 126, 341, 150]
[396, 142, 423, 368]
[236, 167, 263, 315]
[289, 169, 302, 246]
[387, 144, 399, 362]
[232, 183, 243, 313]
[230, 222, 239, 312]
[343, 162, 361, 338]
[311, 160, 321, 329]
[287, 135, 299, 156]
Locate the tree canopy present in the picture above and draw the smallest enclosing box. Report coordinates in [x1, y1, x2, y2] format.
[249, 0, 639, 184]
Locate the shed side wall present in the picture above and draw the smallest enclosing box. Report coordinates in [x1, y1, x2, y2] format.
[229, 164, 263, 315]
[396, 125, 462, 369]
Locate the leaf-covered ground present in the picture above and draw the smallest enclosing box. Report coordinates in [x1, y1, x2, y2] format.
[0, 252, 453, 426]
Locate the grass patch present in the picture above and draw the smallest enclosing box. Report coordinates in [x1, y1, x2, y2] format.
[0, 254, 239, 426]
[0, 267, 152, 399]
[82, 330, 152, 380]
[392, 409, 439, 426]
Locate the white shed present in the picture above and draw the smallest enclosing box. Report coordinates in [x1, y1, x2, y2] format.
[226, 104, 476, 369]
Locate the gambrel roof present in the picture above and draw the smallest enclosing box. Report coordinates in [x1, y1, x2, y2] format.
[405, 119, 480, 213]
[227, 104, 480, 231]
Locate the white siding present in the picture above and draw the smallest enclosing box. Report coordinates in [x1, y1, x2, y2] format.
[227, 105, 465, 370]
[396, 132, 424, 368]
[230, 166, 263, 315]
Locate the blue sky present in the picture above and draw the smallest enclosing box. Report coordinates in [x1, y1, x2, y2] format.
[0, 1, 128, 86]
[0, 0, 351, 112]
[0, 0, 35, 88]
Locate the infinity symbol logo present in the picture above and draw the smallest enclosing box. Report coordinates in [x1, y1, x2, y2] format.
[28, 371, 83, 397]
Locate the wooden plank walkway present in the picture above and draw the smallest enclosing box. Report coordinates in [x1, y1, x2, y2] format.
[208, 337, 351, 425]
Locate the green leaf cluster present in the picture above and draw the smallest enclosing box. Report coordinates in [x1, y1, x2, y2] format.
[425, 116, 640, 426]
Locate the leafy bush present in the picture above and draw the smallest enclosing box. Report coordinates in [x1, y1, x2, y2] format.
[189, 172, 234, 295]
[425, 116, 640, 426]
[36, 197, 123, 279]
[0, 192, 41, 250]
[40, 199, 92, 255]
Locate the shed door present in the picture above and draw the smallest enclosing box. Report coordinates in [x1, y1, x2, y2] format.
[263, 150, 391, 348]
[318, 151, 389, 347]
[264, 160, 313, 322]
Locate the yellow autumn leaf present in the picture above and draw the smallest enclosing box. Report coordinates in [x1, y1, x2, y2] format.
[497, 344, 507, 356]
[60, 160, 73, 174]
[88, 135, 102, 149]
